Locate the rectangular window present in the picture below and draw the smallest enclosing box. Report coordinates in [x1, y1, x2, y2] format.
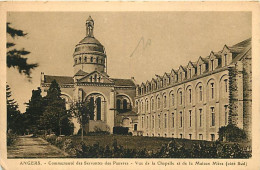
[199, 134, 203, 140]
[180, 73, 182, 81]
[199, 65, 202, 74]
[172, 94, 174, 106]
[211, 107, 215, 126]
[211, 60, 214, 71]
[164, 96, 167, 108]
[225, 105, 228, 125]
[180, 134, 183, 139]
[146, 116, 149, 129]
[189, 68, 191, 78]
[211, 83, 214, 99]
[158, 114, 161, 129]
[224, 79, 228, 93]
[180, 91, 182, 105]
[189, 134, 192, 140]
[172, 113, 174, 128]
[164, 114, 167, 128]
[199, 86, 202, 101]
[180, 111, 183, 128]
[199, 109, 202, 127]
[141, 117, 144, 129]
[189, 110, 192, 127]
[189, 89, 192, 103]
[211, 134, 215, 141]
[224, 54, 227, 66]
[152, 116, 155, 129]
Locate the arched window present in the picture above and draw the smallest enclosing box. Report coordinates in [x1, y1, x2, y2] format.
[172, 113, 174, 128]
[151, 98, 154, 111]
[188, 88, 192, 103]
[163, 95, 167, 108]
[90, 57, 93, 62]
[171, 93, 174, 106]
[189, 110, 192, 127]
[180, 111, 183, 128]
[79, 57, 82, 63]
[116, 99, 121, 110]
[211, 107, 215, 126]
[152, 115, 155, 129]
[123, 99, 127, 111]
[158, 114, 161, 128]
[164, 113, 167, 128]
[141, 101, 144, 113]
[199, 108, 203, 127]
[84, 56, 87, 62]
[157, 97, 160, 110]
[146, 100, 149, 112]
[96, 57, 99, 63]
[179, 91, 183, 105]
[199, 86, 203, 101]
[96, 97, 101, 120]
[75, 59, 77, 64]
[210, 83, 215, 99]
[89, 97, 95, 120]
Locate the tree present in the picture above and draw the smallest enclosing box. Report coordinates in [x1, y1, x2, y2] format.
[69, 100, 94, 141]
[218, 124, 247, 142]
[40, 80, 74, 135]
[7, 23, 38, 79]
[23, 87, 45, 133]
[6, 84, 24, 134]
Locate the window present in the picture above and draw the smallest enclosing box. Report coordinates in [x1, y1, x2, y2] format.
[75, 59, 77, 64]
[224, 79, 228, 93]
[89, 76, 92, 82]
[189, 68, 192, 78]
[199, 134, 203, 140]
[79, 57, 81, 63]
[123, 99, 127, 111]
[189, 89, 192, 103]
[90, 57, 93, 62]
[164, 114, 167, 128]
[211, 60, 214, 71]
[158, 114, 161, 128]
[189, 134, 192, 140]
[151, 98, 154, 111]
[180, 73, 182, 81]
[211, 83, 214, 99]
[141, 117, 144, 129]
[146, 100, 149, 112]
[171, 94, 174, 106]
[224, 54, 227, 66]
[225, 105, 228, 125]
[180, 91, 183, 105]
[199, 65, 202, 74]
[94, 74, 97, 82]
[134, 124, 137, 131]
[116, 99, 121, 110]
[84, 57, 87, 62]
[189, 110, 192, 127]
[211, 107, 215, 126]
[180, 111, 183, 128]
[152, 115, 155, 129]
[163, 95, 167, 108]
[199, 109, 202, 127]
[180, 134, 183, 139]
[199, 86, 203, 101]
[96, 57, 99, 63]
[172, 113, 174, 128]
[146, 116, 149, 129]
[141, 101, 144, 113]
[211, 134, 215, 141]
[157, 97, 160, 110]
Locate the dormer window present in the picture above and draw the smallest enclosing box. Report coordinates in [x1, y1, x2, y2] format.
[224, 54, 227, 66]
[211, 60, 214, 71]
[199, 65, 202, 75]
[189, 68, 191, 78]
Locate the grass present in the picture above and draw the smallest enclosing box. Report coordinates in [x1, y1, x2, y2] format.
[64, 135, 214, 152]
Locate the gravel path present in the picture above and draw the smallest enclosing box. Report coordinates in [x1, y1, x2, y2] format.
[7, 136, 68, 158]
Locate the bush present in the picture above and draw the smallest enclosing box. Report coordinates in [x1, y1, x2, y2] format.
[218, 124, 247, 142]
[113, 126, 129, 135]
[7, 133, 16, 146]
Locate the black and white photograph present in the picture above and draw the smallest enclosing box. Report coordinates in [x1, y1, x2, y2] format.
[1, 2, 260, 169]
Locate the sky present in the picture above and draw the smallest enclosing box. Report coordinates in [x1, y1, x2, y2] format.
[7, 12, 251, 113]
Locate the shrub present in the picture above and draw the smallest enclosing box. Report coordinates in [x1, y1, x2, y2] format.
[218, 124, 247, 142]
[7, 133, 16, 146]
[45, 134, 57, 145]
[113, 126, 128, 135]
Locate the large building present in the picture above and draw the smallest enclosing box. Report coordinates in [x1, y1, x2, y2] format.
[40, 16, 138, 134]
[135, 38, 252, 141]
[40, 17, 251, 141]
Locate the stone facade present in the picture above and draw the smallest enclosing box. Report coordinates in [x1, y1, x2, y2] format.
[135, 38, 252, 141]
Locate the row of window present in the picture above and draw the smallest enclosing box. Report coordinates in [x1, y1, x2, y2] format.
[74, 56, 105, 65]
[146, 133, 215, 141]
[137, 79, 228, 113]
[138, 52, 232, 96]
[140, 106, 229, 130]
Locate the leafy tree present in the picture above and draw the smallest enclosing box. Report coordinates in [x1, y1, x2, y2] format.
[69, 100, 94, 141]
[40, 80, 74, 135]
[7, 23, 38, 78]
[6, 84, 24, 134]
[23, 87, 45, 133]
[218, 124, 247, 142]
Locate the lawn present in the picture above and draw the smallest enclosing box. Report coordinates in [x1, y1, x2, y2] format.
[64, 135, 214, 152]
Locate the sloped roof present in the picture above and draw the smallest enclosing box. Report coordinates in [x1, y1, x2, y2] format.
[44, 75, 74, 84]
[112, 78, 135, 86]
[74, 69, 88, 76]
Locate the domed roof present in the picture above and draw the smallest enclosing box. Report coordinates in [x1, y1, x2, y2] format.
[79, 36, 103, 46]
[74, 16, 106, 56]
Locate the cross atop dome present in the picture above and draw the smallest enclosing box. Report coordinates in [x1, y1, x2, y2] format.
[86, 16, 94, 37]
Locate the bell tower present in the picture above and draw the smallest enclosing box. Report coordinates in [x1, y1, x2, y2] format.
[86, 16, 94, 37]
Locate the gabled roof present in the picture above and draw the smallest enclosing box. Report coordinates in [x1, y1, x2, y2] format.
[187, 61, 196, 68]
[44, 75, 74, 84]
[74, 69, 88, 76]
[197, 56, 208, 65]
[178, 65, 187, 72]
